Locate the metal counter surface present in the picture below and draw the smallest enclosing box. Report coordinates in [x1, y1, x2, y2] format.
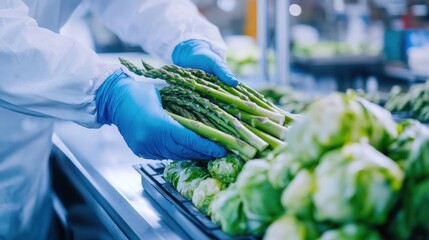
[53, 121, 189, 240]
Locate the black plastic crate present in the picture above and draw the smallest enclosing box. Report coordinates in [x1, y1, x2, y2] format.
[134, 162, 258, 240]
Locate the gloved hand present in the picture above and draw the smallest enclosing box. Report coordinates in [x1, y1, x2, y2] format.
[96, 69, 227, 160]
[172, 39, 238, 87]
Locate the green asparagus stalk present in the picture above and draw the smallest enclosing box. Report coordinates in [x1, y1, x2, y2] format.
[162, 94, 268, 152]
[118, 57, 145, 76]
[212, 99, 289, 140]
[141, 60, 155, 72]
[142, 63, 286, 124]
[236, 85, 278, 111]
[167, 104, 222, 130]
[165, 104, 197, 121]
[161, 86, 240, 138]
[239, 82, 265, 101]
[239, 112, 289, 140]
[162, 95, 228, 126]
[205, 114, 241, 138]
[161, 86, 265, 143]
[166, 99, 241, 139]
[162, 89, 241, 138]
[146, 68, 285, 124]
[188, 68, 294, 124]
[170, 87, 270, 151]
[177, 66, 253, 101]
[194, 112, 217, 129]
[162, 65, 230, 94]
[211, 104, 269, 152]
[238, 82, 295, 124]
[175, 66, 295, 127]
[183, 66, 290, 119]
[242, 122, 286, 149]
[167, 112, 257, 160]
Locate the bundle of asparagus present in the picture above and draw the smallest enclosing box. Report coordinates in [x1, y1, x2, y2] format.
[119, 58, 293, 160]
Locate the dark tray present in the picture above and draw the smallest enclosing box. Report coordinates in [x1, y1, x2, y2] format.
[134, 162, 257, 240]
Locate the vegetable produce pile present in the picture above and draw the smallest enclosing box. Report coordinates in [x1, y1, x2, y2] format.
[120, 58, 429, 239]
[293, 42, 381, 59]
[257, 87, 387, 114]
[172, 93, 428, 239]
[274, 94, 429, 239]
[119, 58, 293, 160]
[258, 83, 429, 123]
[385, 82, 429, 122]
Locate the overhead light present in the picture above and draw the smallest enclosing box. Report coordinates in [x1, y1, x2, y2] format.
[217, 0, 236, 12]
[412, 4, 428, 17]
[334, 0, 345, 13]
[289, 4, 302, 17]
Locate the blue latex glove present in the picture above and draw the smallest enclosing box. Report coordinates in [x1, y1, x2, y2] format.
[96, 69, 227, 160]
[172, 39, 238, 87]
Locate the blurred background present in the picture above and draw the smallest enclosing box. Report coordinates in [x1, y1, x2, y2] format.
[61, 0, 429, 97]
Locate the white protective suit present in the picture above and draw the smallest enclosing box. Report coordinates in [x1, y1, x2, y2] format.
[0, 0, 226, 238]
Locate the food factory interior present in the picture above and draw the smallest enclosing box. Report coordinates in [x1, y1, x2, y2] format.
[1, 0, 429, 239]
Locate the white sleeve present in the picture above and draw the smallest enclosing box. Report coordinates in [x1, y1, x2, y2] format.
[0, 0, 119, 128]
[85, 0, 227, 62]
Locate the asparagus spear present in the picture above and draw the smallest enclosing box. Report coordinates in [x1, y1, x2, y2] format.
[239, 82, 296, 124]
[167, 65, 295, 124]
[119, 58, 291, 124]
[242, 122, 286, 149]
[166, 104, 224, 130]
[205, 115, 241, 139]
[187, 63, 295, 123]
[163, 97, 241, 139]
[144, 68, 285, 124]
[210, 104, 269, 152]
[236, 85, 278, 112]
[167, 112, 257, 160]
[141, 60, 155, 72]
[162, 65, 230, 94]
[162, 86, 240, 138]
[184, 65, 297, 126]
[169, 65, 256, 102]
[212, 99, 289, 140]
[161, 86, 269, 145]
[180, 66, 292, 120]
[194, 112, 218, 129]
[162, 94, 269, 152]
[118, 57, 145, 75]
[165, 104, 198, 121]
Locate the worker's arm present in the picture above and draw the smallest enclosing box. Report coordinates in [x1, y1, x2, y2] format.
[85, 0, 227, 62]
[0, 0, 227, 160]
[85, 0, 233, 159]
[0, 0, 118, 127]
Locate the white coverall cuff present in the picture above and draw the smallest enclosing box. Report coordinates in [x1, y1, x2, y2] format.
[82, 63, 121, 129]
[91, 63, 122, 94]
